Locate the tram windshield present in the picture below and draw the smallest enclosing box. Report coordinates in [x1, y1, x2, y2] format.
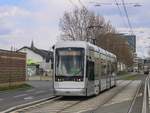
[55, 48, 84, 76]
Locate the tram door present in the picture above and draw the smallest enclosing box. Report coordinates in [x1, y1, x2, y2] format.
[86, 60, 95, 96]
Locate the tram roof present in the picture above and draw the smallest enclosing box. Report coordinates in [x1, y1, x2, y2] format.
[55, 41, 116, 58]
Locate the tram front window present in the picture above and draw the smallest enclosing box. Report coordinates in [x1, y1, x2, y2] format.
[55, 48, 84, 81]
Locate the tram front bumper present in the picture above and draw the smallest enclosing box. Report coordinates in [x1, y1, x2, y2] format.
[54, 88, 86, 96]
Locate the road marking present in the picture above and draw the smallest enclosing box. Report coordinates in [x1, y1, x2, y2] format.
[24, 96, 34, 100]
[14, 94, 27, 98]
[35, 90, 45, 94]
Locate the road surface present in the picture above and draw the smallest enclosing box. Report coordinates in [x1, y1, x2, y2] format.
[0, 80, 53, 112]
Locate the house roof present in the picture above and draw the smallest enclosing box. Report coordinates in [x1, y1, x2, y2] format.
[17, 46, 53, 61]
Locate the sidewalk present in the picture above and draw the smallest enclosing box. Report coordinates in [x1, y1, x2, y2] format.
[26, 75, 52, 81]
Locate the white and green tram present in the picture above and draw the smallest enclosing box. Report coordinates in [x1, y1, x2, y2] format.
[53, 41, 117, 96]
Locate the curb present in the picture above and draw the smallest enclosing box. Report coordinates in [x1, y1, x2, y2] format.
[142, 75, 149, 113]
[1, 96, 56, 113]
[142, 77, 148, 113]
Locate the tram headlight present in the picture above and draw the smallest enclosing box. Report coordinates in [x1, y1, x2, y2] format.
[75, 78, 83, 82]
[56, 78, 64, 82]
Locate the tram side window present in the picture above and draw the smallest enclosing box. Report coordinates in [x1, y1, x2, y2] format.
[108, 62, 111, 75]
[101, 60, 107, 76]
[87, 60, 95, 80]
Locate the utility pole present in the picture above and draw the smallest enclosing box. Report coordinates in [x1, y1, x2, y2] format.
[86, 25, 103, 45]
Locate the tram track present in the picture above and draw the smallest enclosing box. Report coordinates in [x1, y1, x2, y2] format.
[11, 96, 61, 113]
[127, 78, 143, 113]
[56, 99, 83, 113]
[84, 74, 145, 113]
[125, 74, 147, 113]
[14, 96, 86, 113]
[11, 80, 135, 113]
[60, 80, 134, 113]
[89, 80, 138, 113]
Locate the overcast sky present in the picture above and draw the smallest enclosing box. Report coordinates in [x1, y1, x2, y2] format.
[0, 0, 150, 58]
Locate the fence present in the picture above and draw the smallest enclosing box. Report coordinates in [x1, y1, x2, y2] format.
[0, 50, 26, 87]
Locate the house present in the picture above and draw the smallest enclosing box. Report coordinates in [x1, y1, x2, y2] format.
[18, 41, 53, 76]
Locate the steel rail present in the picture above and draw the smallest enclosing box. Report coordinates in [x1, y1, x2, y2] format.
[127, 79, 142, 113]
[13, 96, 84, 113]
[142, 75, 150, 113]
[8, 96, 61, 113]
[91, 80, 134, 113]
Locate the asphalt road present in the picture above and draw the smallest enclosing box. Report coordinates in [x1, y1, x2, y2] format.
[0, 80, 54, 112]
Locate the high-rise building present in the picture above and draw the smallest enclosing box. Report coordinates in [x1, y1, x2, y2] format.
[120, 34, 136, 52]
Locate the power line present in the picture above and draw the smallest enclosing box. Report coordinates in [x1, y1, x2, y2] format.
[90, 0, 139, 35]
[68, 0, 88, 10]
[68, 0, 78, 8]
[78, 0, 88, 10]
[89, 1, 143, 7]
[121, 0, 135, 54]
[114, 0, 128, 28]
[121, 0, 134, 35]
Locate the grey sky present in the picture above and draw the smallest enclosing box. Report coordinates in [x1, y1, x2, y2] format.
[0, 0, 149, 57]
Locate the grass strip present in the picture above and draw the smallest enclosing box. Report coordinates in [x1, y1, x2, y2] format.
[0, 84, 32, 92]
[117, 71, 129, 76]
[121, 74, 137, 80]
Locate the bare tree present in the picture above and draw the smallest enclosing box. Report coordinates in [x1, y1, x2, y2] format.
[59, 8, 111, 43]
[96, 33, 133, 66]
[59, 7, 134, 66]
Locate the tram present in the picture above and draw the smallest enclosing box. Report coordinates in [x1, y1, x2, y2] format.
[53, 41, 117, 96]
